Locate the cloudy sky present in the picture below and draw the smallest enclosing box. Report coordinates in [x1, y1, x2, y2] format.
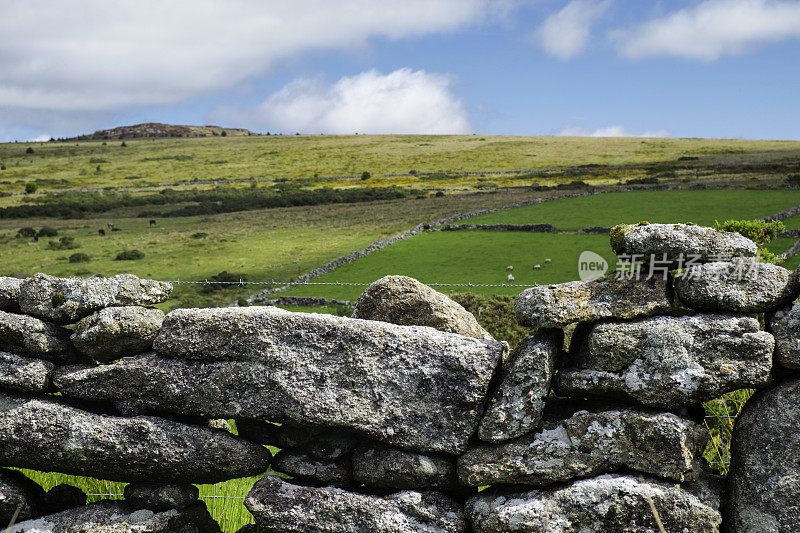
[1, 0, 799, 141]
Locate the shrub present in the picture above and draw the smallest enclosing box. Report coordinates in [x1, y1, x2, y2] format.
[25, 147, 34, 154]
[361, 171, 371, 180]
[37, 227, 58, 237]
[191, 232, 208, 239]
[17, 227, 37, 238]
[115, 249, 145, 260]
[201, 271, 247, 293]
[434, 191, 445, 197]
[220, 130, 227, 137]
[787, 174, 800, 185]
[713, 219, 785, 245]
[24, 183, 38, 194]
[48, 236, 78, 250]
[68, 252, 90, 263]
[0, 164, 5, 170]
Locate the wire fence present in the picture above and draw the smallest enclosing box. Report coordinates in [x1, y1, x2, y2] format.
[167, 279, 540, 288]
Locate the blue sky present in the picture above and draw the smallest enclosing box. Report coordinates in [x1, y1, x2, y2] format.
[1, 0, 799, 141]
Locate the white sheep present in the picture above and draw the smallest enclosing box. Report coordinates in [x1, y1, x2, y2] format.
[507, 274, 515, 282]
[544, 258, 552, 263]
[533, 264, 541, 270]
[506, 265, 514, 271]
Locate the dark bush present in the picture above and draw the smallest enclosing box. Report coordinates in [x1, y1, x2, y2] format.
[361, 171, 371, 180]
[201, 271, 247, 293]
[25, 147, 34, 154]
[17, 227, 37, 238]
[435, 191, 445, 197]
[191, 232, 208, 239]
[25, 183, 38, 194]
[115, 249, 145, 260]
[787, 174, 800, 184]
[68, 252, 90, 263]
[37, 226, 58, 237]
[48, 236, 78, 250]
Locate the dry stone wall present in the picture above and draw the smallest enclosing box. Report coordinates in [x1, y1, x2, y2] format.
[0, 223, 799, 531]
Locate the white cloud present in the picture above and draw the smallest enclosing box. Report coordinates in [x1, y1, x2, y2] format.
[28, 134, 52, 142]
[557, 124, 670, 137]
[216, 68, 472, 134]
[618, 0, 800, 60]
[534, 0, 611, 59]
[0, 0, 503, 111]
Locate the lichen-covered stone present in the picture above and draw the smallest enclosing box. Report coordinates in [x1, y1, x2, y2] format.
[459, 403, 704, 486]
[8, 501, 221, 533]
[0, 276, 21, 310]
[477, 331, 560, 443]
[272, 449, 352, 487]
[768, 302, 800, 369]
[0, 310, 71, 360]
[727, 377, 800, 532]
[0, 351, 54, 393]
[610, 222, 757, 264]
[675, 259, 799, 313]
[70, 306, 164, 362]
[245, 474, 467, 533]
[19, 273, 172, 324]
[466, 474, 721, 533]
[0, 468, 44, 524]
[554, 314, 774, 409]
[352, 442, 458, 492]
[123, 483, 199, 512]
[514, 276, 672, 329]
[352, 275, 493, 340]
[304, 430, 359, 460]
[0, 391, 270, 483]
[141, 306, 503, 454]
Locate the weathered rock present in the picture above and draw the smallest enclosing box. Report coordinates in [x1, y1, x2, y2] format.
[514, 276, 672, 329]
[304, 430, 359, 460]
[768, 302, 800, 369]
[477, 331, 560, 443]
[352, 275, 493, 340]
[0, 391, 270, 483]
[459, 403, 705, 486]
[70, 306, 165, 361]
[0, 351, 55, 393]
[352, 442, 458, 492]
[272, 449, 352, 487]
[0, 276, 21, 310]
[8, 501, 221, 533]
[675, 259, 799, 313]
[554, 314, 774, 409]
[245, 474, 467, 533]
[124, 483, 199, 512]
[235, 419, 321, 449]
[610, 222, 757, 264]
[41, 484, 86, 515]
[727, 377, 800, 532]
[0, 468, 45, 524]
[207, 418, 233, 432]
[145, 306, 503, 454]
[0, 310, 71, 360]
[19, 273, 172, 324]
[467, 474, 721, 533]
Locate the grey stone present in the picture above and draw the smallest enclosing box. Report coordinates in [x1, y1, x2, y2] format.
[207, 418, 233, 432]
[70, 306, 164, 362]
[0, 351, 55, 393]
[7, 501, 220, 532]
[459, 404, 705, 487]
[675, 259, 799, 313]
[0, 390, 270, 483]
[477, 331, 560, 443]
[245, 474, 467, 533]
[155, 306, 504, 454]
[19, 273, 172, 324]
[272, 449, 352, 487]
[727, 377, 800, 532]
[352, 442, 458, 492]
[554, 314, 774, 409]
[610, 222, 757, 264]
[466, 474, 721, 533]
[124, 483, 199, 512]
[0, 310, 71, 361]
[514, 276, 672, 329]
[352, 275, 493, 340]
[0, 468, 44, 524]
[303, 430, 359, 460]
[0, 276, 21, 310]
[235, 419, 322, 449]
[768, 302, 800, 369]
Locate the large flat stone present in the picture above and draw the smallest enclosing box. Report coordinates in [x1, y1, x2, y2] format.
[0, 391, 270, 483]
[71, 306, 164, 362]
[0, 351, 54, 393]
[727, 377, 800, 532]
[352, 442, 458, 492]
[0, 310, 72, 361]
[0, 277, 21, 310]
[514, 276, 672, 329]
[675, 260, 799, 313]
[19, 273, 172, 324]
[459, 402, 704, 486]
[466, 474, 721, 533]
[768, 302, 800, 369]
[554, 314, 774, 409]
[477, 331, 560, 443]
[352, 275, 493, 340]
[610, 222, 757, 264]
[245, 474, 467, 533]
[272, 449, 352, 487]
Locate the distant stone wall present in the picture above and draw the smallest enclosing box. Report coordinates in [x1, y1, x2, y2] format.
[1, 222, 799, 530]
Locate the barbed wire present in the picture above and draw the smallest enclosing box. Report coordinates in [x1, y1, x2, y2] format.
[166, 279, 540, 288]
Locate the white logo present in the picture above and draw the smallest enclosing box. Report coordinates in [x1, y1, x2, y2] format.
[578, 251, 608, 281]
